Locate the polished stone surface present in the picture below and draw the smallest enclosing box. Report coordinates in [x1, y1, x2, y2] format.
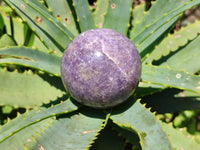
[61, 28, 141, 108]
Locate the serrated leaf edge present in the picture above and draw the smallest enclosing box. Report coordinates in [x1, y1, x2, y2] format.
[145, 20, 200, 63]
[0, 99, 78, 143]
[85, 112, 111, 150]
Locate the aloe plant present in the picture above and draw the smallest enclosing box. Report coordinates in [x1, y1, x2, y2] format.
[0, 0, 200, 149]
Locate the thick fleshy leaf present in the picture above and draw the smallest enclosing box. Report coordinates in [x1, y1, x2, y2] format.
[29, 112, 104, 150]
[0, 13, 5, 33]
[0, 46, 61, 76]
[131, 0, 187, 39]
[131, 3, 145, 28]
[0, 117, 55, 150]
[103, 0, 133, 35]
[142, 64, 200, 93]
[92, 0, 108, 28]
[131, 0, 200, 57]
[0, 68, 65, 107]
[25, 0, 52, 15]
[0, 99, 78, 143]
[136, 81, 165, 97]
[136, 16, 179, 58]
[23, 24, 35, 47]
[145, 20, 200, 64]
[90, 121, 126, 150]
[132, 4, 145, 29]
[45, 0, 79, 36]
[162, 35, 200, 74]
[142, 88, 200, 113]
[0, 104, 106, 150]
[162, 123, 200, 150]
[73, 0, 95, 32]
[1, 10, 25, 45]
[111, 100, 172, 149]
[4, 0, 74, 55]
[112, 123, 142, 149]
[0, 34, 17, 47]
[1, 10, 49, 51]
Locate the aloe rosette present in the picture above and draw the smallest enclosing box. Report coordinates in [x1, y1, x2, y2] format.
[0, 0, 200, 149]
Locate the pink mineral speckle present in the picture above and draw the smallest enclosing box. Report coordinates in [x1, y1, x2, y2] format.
[61, 28, 141, 108]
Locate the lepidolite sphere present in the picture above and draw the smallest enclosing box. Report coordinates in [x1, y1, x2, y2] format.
[61, 28, 141, 108]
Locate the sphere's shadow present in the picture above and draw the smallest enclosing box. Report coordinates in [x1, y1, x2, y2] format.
[110, 94, 137, 115]
[70, 94, 137, 119]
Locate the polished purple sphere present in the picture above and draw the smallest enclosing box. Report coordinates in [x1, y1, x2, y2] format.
[61, 28, 141, 108]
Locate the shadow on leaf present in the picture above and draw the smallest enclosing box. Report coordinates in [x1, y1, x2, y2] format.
[141, 88, 200, 114]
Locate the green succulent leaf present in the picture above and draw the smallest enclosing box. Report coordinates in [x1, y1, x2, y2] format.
[162, 123, 200, 150]
[0, 46, 61, 76]
[103, 0, 133, 35]
[111, 100, 172, 150]
[23, 24, 35, 47]
[145, 20, 200, 64]
[29, 111, 105, 150]
[92, 0, 109, 28]
[142, 64, 200, 93]
[136, 82, 165, 97]
[131, 0, 200, 58]
[4, 0, 74, 55]
[0, 99, 78, 143]
[0, 68, 65, 107]
[131, 3, 145, 28]
[142, 89, 200, 113]
[73, 0, 95, 32]
[0, 103, 107, 150]
[1, 12, 25, 45]
[90, 121, 126, 150]
[0, 13, 5, 36]
[0, 116, 55, 150]
[112, 123, 142, 149]
[0, 14, 4, 29]
[25, 0, 52, 15]
[45, 0, 79, 36]
[1, 11, 48, 51]
[0, 34, 17, 48]
[131, 0, 186, 39]
[162, 34, 200, 74]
